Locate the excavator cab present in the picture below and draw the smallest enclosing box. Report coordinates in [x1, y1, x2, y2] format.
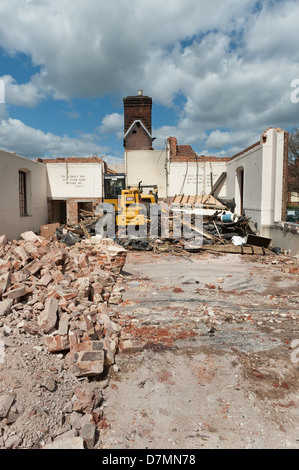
[103, 174, 158, 230]
[103, 173, 126, 211]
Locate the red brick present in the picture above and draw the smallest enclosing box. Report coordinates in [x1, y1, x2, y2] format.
[45, 334, 70, 352]
[73, 383, 102, 413]
[71, 349, 104, 377]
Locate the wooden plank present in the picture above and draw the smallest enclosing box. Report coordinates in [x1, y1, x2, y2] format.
[198, 244, 272, 255]
[181, 220, 216, 241]
[209, 172, 227, 196]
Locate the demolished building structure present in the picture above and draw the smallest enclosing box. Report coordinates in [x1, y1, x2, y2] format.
[0, 91, 298, 449]
[0, 91, 298, 253]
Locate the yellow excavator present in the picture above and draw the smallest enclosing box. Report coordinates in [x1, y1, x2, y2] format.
[103, 173, 158, 228]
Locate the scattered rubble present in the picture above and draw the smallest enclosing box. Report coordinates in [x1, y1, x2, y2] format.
[0, 230, 134, 449]
[0, 224, 298, 449]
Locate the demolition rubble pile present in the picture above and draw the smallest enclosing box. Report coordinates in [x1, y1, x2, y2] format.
[120, 211, 273, 255]
[59, 204, 272, 255]
[0, 231, 130, 449]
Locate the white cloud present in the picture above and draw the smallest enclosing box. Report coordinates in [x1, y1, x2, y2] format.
[98, 113, 123, 139]
[245, 0, 299, 60]
[205, 129, 258, 151]
[0, 74, 47, 107]
[0, 118, 109, 158]
[0, 0, 298, 157]
[0, 0, 254, 100]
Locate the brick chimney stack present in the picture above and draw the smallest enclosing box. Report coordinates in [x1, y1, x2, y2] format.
[123, 91, 152, 135]
[168, 136, 178, 156]
[123, 91, 153, 150]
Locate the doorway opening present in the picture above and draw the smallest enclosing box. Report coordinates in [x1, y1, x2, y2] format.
[50, 200, 67, 224]
[236, 167, 244, 215]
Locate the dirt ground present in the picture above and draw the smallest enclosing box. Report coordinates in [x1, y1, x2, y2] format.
[100, 249, 299, 449]
[0, 247, 299, 449]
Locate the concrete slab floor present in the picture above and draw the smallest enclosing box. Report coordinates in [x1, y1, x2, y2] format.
[101, 250, 299, 449]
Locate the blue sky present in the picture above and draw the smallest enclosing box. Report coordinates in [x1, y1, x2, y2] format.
[0, 0, 299, 164]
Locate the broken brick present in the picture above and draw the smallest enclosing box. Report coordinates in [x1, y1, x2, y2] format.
[24, 260, 43, 276]
[45, 334, 70, 352]
[0, 272, 11, 296]
[12, 246, 30, 264]
[38, 297, 58, 334]
[2, 285, 26, 301]
[73, 383, 102, 414]
[205, 283, 216, 289]
[71, 349, 105, 377]
[173, 287, 184, 293]
[0, 234, 8, 248]
[20, 231, 42, 243]
[118, 339, 144, 354]
[23, 321, 40, 335]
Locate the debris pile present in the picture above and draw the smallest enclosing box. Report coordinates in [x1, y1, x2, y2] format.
[55, 209, 103, 244]
[0, 231, 127, 358]
[118, 209, 273, 255]
[0, 231, 128, 448]
[53, 196, 274, 255]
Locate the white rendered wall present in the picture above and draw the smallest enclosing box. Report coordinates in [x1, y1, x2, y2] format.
[168, 160, 227, 198]
[125, 150, 167, 198]
[46, 162, 104, 199]
[0, 150, 48, 240]
[226, 143, 263, 228]
[226, 128, 286, 233]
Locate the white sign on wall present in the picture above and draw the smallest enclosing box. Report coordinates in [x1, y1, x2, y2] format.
[46, 163, 103, 198]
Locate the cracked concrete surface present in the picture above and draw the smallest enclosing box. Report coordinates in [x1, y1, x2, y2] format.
[101, 251, 299, 449]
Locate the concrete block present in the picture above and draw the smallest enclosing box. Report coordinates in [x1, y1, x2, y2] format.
[0, 272, 11, 296]
[2, 285, 26, 300]
[20, 231, 42, 243]
[0, 299, 13, 316]
[38, 297, 58, 333]
[71, 349, 104, 377]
